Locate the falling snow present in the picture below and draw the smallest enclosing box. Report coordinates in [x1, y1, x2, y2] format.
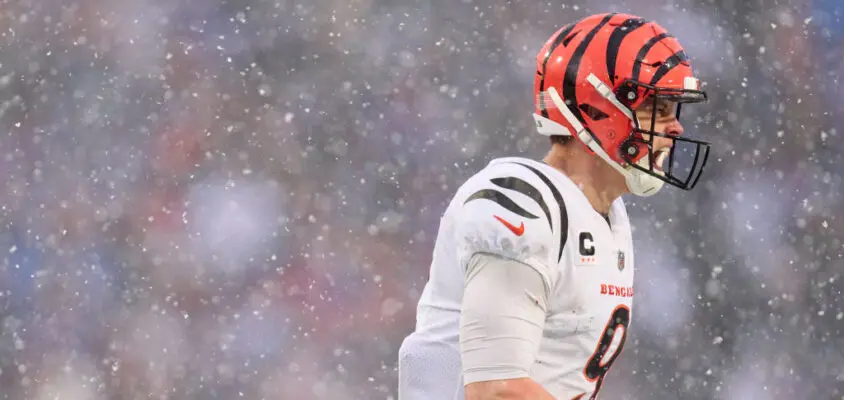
[0, 0, 842, 399]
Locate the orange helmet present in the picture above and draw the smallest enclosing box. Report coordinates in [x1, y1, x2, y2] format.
[533, 13, 710, 196]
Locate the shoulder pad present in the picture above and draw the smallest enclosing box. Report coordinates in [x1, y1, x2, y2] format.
[451, 160, 563, 274]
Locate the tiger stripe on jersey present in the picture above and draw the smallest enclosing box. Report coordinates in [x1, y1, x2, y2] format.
[490, 177, 552, 231]
[511, 162, 568, 263]
[464, 189, 539, 220]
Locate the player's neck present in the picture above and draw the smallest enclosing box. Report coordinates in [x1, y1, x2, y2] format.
[543, 143, 627, 216]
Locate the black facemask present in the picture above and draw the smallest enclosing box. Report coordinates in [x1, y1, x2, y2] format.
[617, 80, 711, 191]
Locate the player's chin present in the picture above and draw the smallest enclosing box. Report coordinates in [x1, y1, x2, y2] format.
[630, 152, 667, 177]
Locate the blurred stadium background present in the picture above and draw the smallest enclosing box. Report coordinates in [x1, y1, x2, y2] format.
[0, 0, 842, 398]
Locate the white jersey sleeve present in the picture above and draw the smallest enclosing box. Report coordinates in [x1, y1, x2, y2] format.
[451, 160, 565, 293]
[398, 158, 571, 400]
[460, 252, 549, 384]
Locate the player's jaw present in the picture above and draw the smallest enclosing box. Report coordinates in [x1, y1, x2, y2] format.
[630, 135, 673, 176]
[633, 106, 684, 174]
[652, 146, 670, 173]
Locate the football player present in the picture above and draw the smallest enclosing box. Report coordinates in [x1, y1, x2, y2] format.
[398, 12, 711, 400]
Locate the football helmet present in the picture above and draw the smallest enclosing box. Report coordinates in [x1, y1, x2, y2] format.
[533, 13, 710, 197]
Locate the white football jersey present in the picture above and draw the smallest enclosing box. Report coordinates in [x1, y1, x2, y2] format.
[398, 157, 635, 400]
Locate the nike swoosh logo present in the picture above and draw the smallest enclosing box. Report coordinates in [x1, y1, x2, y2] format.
[494, 215, 525, 236]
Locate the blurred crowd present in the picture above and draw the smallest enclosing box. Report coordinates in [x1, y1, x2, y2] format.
[0, 0, 842, 398]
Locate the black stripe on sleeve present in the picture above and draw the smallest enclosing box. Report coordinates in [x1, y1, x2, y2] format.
[464, 189, 539, 220]
[490, 177, 552, 231]
[512, 162, 569, 263]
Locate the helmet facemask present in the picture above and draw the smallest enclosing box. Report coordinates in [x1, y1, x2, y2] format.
[618, 79, 711, 192]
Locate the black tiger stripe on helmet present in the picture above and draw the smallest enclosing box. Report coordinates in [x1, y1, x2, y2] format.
[538, 22, 578, 118]
[630, 32, 672, 83]
[561, 13, 617, 128]
[605, 17, 647, 85]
